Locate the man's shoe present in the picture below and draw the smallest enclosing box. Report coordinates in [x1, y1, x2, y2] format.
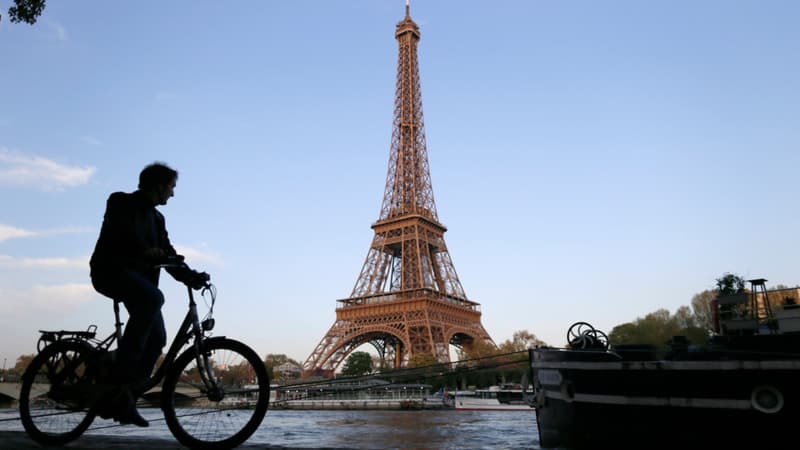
[116, 405, 149, 427]
[113, 387, 149, 427]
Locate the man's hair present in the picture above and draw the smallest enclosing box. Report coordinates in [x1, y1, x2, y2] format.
[139, 162, 178, 190]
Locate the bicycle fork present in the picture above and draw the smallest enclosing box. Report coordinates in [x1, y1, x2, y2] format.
[187, 299, 225, 402]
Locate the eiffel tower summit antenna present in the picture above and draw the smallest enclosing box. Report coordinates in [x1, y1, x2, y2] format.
[303, 2, 495, 377]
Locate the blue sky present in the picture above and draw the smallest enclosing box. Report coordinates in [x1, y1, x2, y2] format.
[1, 0, 799, 369]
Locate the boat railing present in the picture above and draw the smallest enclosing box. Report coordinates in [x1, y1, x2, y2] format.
[717, 286, 800, 335]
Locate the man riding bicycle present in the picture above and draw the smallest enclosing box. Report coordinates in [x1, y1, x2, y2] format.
[90, 162, 208, 427]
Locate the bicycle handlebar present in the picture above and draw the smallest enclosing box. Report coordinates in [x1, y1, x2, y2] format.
[154, 255, 211, 290]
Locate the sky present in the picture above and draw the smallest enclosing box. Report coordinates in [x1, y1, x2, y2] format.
[1, 0, 799, 370]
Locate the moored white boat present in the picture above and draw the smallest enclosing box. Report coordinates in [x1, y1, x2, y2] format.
[447, 385, 534, 411]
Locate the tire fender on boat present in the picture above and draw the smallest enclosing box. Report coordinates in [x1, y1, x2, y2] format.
[560, 380, 575, 403]
[751, 385, 783, 414]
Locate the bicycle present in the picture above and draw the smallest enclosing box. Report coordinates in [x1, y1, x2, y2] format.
[17, 260, 270, 449]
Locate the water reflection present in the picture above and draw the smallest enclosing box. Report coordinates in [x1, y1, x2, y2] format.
[258, 410, 538, 449]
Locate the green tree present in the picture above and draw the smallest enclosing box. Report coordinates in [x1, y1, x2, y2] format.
[674, 305, 710, 344]
[609, 306, 711, 347]
[608, 322, 638, 343]
[341, 351, 373, 376]
[1, 0, 46, 24]
[716, 273, 745, 295]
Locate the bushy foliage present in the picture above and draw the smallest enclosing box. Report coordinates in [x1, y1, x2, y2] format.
[2, 0, 46, 24]
[609, 272, 755, 347]
[341, 351, 373, 376]
[609, 307, 709, 347]
[716, 273, 746, 296]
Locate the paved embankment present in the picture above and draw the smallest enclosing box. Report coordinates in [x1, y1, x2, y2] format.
[0, 431, 347, 449]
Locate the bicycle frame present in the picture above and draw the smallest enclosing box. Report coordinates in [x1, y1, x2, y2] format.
[37, 280, 220, 399]
[139, 283, 219, 394]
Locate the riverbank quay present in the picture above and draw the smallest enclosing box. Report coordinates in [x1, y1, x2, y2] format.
[0, 431, 350, 449]
[272, 398, 444, 410]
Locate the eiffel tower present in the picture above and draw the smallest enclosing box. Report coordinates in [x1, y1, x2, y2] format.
[303, 2, 494, 376]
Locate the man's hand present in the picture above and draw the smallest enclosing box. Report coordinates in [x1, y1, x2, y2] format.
[187, 270, 210, 290]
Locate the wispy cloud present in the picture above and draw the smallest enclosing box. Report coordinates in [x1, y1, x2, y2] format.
[40, 226, 95, 236]
[80, 136, 103, 147]
[0, 224, 37, 242]
[45, 20, 68, 41]
[0, 223, 93, 243]
[0, 283, 96, 317]
[0, 148, 95, 191]
[0, 254, 89, 269]
[175, 244, 224, 267]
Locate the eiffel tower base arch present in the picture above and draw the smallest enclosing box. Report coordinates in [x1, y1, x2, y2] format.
[303, 289, 493, 376]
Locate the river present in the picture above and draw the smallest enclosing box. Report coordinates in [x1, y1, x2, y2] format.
[1, 408, 540, 449]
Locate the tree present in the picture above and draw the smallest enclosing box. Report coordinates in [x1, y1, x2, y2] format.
[1, 0, 46, 24]
[264, 353, 300, 380]
[14, 354, 35, 375]
[608, 322, 638, 344]
[407, 353, 438, 368]
[716, 273, 745, 295]
[498, 330, 546, 352]
[224, 361, 256, 386]
[609, 307, 708, 347]
[341, 351, 373, 376]
[456, 338, 498, 361]
[691, 289, 717, 334]
[673, 305, 709, 344]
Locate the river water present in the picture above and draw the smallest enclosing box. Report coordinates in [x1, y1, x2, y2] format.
[1, 408, 540, 449]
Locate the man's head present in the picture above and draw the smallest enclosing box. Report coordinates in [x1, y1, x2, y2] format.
[139, 162, 178, 206]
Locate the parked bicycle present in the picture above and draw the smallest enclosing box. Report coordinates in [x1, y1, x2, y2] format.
[18, 260, 270, 449]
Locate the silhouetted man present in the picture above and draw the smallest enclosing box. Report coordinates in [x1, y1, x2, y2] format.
[90, 162, 207, 426]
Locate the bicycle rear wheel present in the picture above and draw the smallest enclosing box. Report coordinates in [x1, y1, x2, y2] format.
[19, 340, 97, 445]
[162, 337, 269, 449]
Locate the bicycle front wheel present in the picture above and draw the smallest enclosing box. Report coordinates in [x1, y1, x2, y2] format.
[19, 340, 97, 446]
[162, 337, 270, 449]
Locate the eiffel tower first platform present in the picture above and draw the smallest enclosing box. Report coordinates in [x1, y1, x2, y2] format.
[303, 3, 494, 376]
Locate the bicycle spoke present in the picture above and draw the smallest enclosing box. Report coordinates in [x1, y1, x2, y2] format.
[19, 341, 96, 445]
[162, 338, 269, 449]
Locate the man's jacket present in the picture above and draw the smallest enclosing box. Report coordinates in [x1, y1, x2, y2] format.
[90, 190, 180, 285]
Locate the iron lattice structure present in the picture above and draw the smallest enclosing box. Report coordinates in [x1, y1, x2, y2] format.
[304, 5, 494, 376]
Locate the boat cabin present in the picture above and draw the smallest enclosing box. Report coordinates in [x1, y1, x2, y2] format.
[716, 278, 800, 335]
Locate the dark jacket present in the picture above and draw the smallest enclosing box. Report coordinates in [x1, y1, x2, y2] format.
[90, 190, 180, 285]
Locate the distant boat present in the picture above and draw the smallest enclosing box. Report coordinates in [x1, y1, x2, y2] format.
[219, 383, 277, 408]
[530, 280, 800, 449]
[446, 384, 535, 411]
[272, 379, 442, 410]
